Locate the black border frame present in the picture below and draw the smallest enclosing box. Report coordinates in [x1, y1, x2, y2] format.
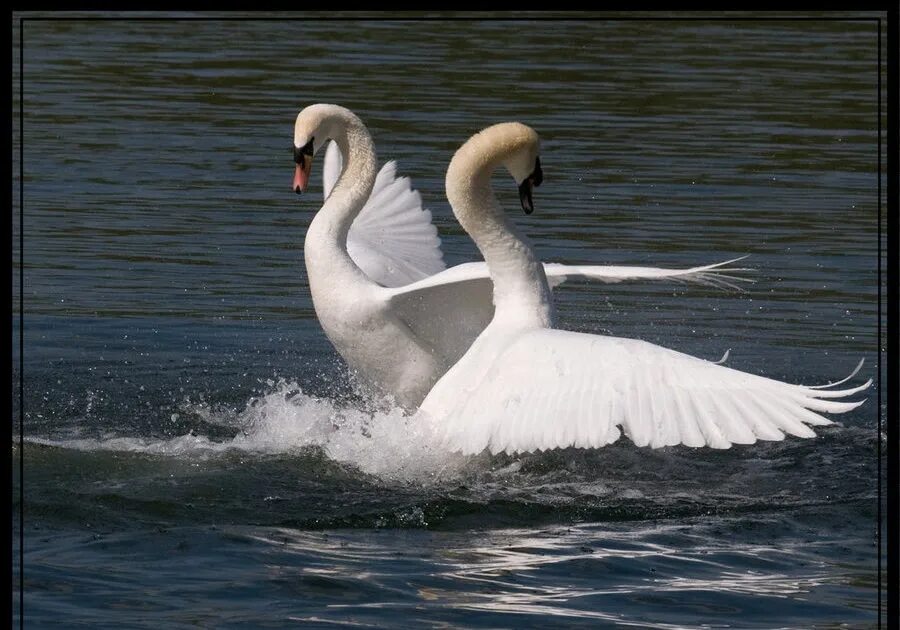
[10, 10, 898, 629]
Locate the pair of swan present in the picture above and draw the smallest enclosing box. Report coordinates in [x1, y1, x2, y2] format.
[291, 104, 869, 454]
[293, 104, 748, 409]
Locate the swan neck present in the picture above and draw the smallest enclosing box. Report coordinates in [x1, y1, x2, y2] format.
[313, 120, 377, 243]
[446, 138, 554, 326]
[304, 110, 378, 290]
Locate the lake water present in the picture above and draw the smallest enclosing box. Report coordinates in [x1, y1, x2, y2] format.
[13, 16, 887, 628]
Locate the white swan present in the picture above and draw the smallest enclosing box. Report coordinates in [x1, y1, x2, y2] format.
[418, 122, 870, 454]
[292, 104, 749, 408]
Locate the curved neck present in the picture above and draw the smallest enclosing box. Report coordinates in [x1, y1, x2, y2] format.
[446, 134, 554, 327]
[304, 111, 378, 286]
[311, 116, 377, 244]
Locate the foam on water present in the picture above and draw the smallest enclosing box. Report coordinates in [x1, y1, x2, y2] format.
[27, 379, 472, 483]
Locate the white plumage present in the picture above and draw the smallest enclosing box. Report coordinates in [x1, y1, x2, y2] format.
[417, 122, 869, 454]
[324, 141, 446, 288]
[427, 329, 869, 455]
[294, 105, 751, 407]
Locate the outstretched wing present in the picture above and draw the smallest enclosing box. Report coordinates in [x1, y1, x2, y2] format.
[324, 141, 446, 288]
[542, 256, 754, 291]
[424, 328, 870, 455]
[384, 256, 752, 374]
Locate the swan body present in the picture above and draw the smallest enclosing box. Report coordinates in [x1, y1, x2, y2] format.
[418, 122, 870, 454]
[293, 104, 750, 408]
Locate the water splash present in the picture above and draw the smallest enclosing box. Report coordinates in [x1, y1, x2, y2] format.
[27, 379, 471, 483]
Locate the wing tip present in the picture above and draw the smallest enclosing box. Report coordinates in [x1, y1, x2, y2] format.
[807, 358, 866, 390]
[712, 349, 731, 365]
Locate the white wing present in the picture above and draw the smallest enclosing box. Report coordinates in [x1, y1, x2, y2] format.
[323, 141, 446, 288]
[384, 256, 752, 375]
[386, 262, 496, 370]
[542, 256, 754, 291]
[427, 328, 870, 455]
[390, 257, 752, 295]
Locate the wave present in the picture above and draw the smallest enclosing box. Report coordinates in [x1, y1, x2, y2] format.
[25, 379, 473, 483]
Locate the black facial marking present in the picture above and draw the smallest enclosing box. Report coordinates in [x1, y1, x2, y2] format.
[293, 137, 315, 164]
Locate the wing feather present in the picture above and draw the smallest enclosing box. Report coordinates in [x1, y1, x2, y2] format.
[748, 394, 816, 439]
[424, 329, 868, 454]
[671, 384, 707, 448]
[542, 256, 754, 289]
[324, 142, 446, 288]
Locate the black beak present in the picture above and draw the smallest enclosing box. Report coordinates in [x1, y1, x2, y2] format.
[517, 156, 543, 214]
[518, 179, 534, 214]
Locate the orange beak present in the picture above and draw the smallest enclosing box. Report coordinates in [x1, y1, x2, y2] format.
[293, 154, 311, 194]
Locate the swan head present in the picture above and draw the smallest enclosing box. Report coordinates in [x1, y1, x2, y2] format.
[447, 121, 544, 215]
[514, 154, 543, 215]
[487, 122, 543, 214]
[292, 104, 353, 194]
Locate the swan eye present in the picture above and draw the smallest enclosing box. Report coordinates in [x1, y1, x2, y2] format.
[293, 137, 315, 164]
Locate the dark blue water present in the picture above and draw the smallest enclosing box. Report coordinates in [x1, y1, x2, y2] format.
[13, 16, 886, 628]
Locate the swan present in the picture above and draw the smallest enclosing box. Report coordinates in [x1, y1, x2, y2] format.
[292, 104, 749, 408]
[417, 122, 871, 454]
